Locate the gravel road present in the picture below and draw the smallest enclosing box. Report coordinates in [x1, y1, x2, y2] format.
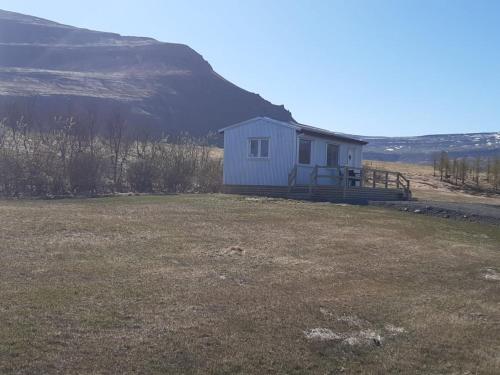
[371, 200, 500, 226]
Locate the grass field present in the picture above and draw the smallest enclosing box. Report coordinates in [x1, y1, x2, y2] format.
[1, 194, 499, 374]
[365, 160, 500, 206]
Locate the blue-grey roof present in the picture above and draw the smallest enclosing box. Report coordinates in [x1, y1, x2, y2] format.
[290, 121, 368, 145]
[219, 117, 367, 145]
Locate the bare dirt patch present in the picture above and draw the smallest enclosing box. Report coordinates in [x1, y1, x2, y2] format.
[306, 311, 406, 349]
[220, 245, 246, 256]
[482, 268, 500, 281]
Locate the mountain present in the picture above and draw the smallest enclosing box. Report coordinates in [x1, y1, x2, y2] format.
[357, 132, 500, 163]
[1, 9, 498, 161]
[0, 9, 293, 136]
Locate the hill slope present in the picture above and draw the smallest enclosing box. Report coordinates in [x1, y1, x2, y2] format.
[0, 9, 293, 135]
[359, 132, 500, 163]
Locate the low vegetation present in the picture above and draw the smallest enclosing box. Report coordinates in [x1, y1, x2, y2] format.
[0, 194, 499, 373]
[0, 109, 222, 197]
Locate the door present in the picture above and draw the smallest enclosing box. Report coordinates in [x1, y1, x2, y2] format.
[347, 147, 356, 186]
[326, 144, 339, 168]
[347, 147, 355, 167]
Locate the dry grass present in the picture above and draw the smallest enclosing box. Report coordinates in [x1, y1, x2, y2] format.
[0, 194, 499, 374]
[365, 160, 500, 205]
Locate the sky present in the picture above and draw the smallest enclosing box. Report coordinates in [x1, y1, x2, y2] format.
[1, 0, 500, 136]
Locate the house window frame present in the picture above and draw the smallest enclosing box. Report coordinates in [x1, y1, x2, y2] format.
[326, 142, 340, 168]
[298, 137, 313, 165]
[247, 137, 270, 159]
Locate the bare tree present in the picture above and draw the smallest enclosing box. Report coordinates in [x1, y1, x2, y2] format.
[473, 156, 481, 185]
[493, 156, 500, 190]
[438, 151, 449, 181]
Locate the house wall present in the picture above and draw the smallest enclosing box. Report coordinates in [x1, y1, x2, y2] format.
[222, 117, 364, 187]
[295, 134, 363, 185]
[223, 118, 296, 186]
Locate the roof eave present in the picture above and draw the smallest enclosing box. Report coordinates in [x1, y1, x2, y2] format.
[218, 116, 298, 133]
[298, 129, 368, 145]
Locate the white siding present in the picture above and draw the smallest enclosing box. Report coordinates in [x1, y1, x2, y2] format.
[222, 117, 364, 187]
[223, 118, 296, 186]
[295, 134, 363, 185]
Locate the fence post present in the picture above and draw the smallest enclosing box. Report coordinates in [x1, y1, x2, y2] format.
[372, 170, 376, 188]
[385, 171, 389, 188]
[309, 169, 313, 194]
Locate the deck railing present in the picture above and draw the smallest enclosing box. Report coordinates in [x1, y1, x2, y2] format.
[363, 167, 411, 199]
[287, 164, 298, 192]
[307, 165, 363, 192]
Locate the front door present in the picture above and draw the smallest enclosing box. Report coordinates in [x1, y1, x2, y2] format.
[347, 148, 356, 186]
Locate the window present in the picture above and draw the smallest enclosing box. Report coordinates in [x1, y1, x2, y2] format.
[249, 139, 259, 157]
[248, 138, 270, 158]
[260, 139, 269, 157]
[298, 139, 312, 164]
[326, 144, 339, 167]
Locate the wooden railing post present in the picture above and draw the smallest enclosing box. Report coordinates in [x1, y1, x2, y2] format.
[288, 164, 297, 192]
[309, 165, 318, 195]
[309, 169, 313, 194]
[396, 173, 401, 189]
[372, 170, 376, 188]
[385, 171, 389, 188]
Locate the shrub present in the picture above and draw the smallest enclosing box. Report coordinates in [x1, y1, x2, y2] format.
[127, 158, 159, 193]
[196, 157, 223, 193]
[68, 152, 104, 195]
[0, 151, 24, 196]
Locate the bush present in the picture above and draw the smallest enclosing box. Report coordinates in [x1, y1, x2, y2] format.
[0, 112, 223, 196]
[127, 158, 159, 193]
[157, 143, 197, 192]
[68, 152, 104, 195]
[196, 157, 223, 193]
[0, 151, 24, 196]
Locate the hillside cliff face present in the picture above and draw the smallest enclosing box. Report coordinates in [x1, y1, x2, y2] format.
[0, 9, 293, 135]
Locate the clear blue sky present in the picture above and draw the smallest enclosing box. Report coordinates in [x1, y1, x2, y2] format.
[1, 0, 500, 136]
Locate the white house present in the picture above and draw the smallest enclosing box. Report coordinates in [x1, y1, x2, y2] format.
[219, 117, 367, 187]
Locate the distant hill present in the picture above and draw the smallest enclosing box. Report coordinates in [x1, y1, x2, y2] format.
[357, 132, 500, 163]
[0, 9, 293, 135]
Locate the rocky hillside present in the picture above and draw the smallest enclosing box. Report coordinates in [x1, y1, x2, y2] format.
[0, 9, 293, 135]
[359, 132, 500, 163]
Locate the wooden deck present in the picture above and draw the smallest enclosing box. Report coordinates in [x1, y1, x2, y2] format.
[223, 184, 408, 203]
[224, 165, 411, 203]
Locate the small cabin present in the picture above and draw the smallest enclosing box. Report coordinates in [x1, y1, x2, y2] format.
[219, 117, 367, 187]
[219, 117, 411, 202]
